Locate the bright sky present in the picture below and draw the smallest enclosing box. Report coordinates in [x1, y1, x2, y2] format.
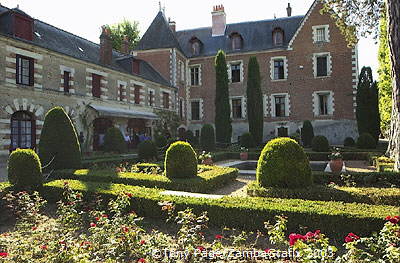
[2, 0, 379, 78]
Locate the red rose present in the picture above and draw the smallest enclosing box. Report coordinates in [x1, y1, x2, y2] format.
[264, 248, 271, 253]
[385, 216, 400, 224]
[0, 252, 8, 258]
[215, 234, 223, 240]
[90, 223, 96, 228]
[40, 245, 47, 250]
[102, 214, 108, 218]
[289, 233, 306, 246]
[31, 226, 37, 231]
[140, 240, 146, 245]
[95, 217, 100, 221]
[345, 233, 360, 243]
[196, 246, 205, 251]
[122, 227, 129, 233]
[138, 258, 146, 263]
[126, 193, 133, 198]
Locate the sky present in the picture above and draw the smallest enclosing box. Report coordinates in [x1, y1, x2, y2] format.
[1, 0, 379, 78]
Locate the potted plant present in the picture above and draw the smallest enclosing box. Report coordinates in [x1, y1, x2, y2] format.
[198, 151, 213, 165]
[240, 147, 248, 161]
[328, 148, 343, 173]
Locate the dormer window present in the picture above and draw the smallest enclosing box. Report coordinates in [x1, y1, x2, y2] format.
[272, 28, 284, 46]
[230, 33, 242, 50]
[190, 37, 202, 56]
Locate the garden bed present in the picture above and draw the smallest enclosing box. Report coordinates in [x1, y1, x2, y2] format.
[312, 171, 400, 187]
[54, 164, 238, 194]
[37, 179, 397, 239]
[246, 181, 400, 206]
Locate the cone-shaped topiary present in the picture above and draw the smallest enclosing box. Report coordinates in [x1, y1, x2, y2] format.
[200, 124, 216, 152]
[239, 132, 255, 148]
[311, 135, 330, 152]
[138, 140, 157, 161]
[8, 149, 43, 190]
[301, 120, 314, 147]
[165, 141, 197, 178]
[256, 138, 312, 188]
[39, 107, 81, 170]
[103, 127, 127, 153]
[344, 137, 356, 147]
[357, 133, 377, 149]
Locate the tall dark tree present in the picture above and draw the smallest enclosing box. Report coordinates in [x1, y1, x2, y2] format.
[214, 50, 232, 144]
[322, 0, 400, 171]
[356, 67, 380, 141]
[106, 19, 140, 52]
[246, 56, 263, 145]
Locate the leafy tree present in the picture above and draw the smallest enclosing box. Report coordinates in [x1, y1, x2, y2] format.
[377, 7, 392, 137]
[106, 19, 140, 51]
[246, 56, 263, 145]
[214, 50, 232, 144]
[153, 110, 180, 138]
[301, 120, 314, 147]
[322, 0, 400, 171]
[200, 124, 216, 152]
[356, 67, 380, 141]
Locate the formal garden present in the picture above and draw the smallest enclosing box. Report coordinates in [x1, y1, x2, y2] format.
[0, 107, 399, 262]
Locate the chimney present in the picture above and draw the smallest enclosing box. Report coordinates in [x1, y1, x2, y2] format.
[168, 18, 176, 33]
[211, 4, 226, 37]
[286, 3, 292, 17]
[121, 35, 130, 54]
[99, 25, 112, 65]
[132, 59, 140, 75]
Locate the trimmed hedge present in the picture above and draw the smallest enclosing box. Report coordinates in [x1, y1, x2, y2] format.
[200, 124, 216, 152]
[357, 133, 377, 149]
[138, 140, 157, 161]
[8, 149, 43, 190]
[54, 165, 237, 194]
[311, 135, 330, 152]
[103, 127, 127, 153]
[247, 181, 400, 206]
[257, 138, 312, 188]
[165, 141, 197, 178]
[41, 180, 398, 239]
[239, 132, 255, 148]
[344, 137, 356, 147]
[38, 107, 81, 170]
[81, 155, 138, 168]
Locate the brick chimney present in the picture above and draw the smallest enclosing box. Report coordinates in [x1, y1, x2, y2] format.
[286, 3, 292, 17]
[99, 25, 112, 65]
[121, 35, 130, 54]
[211, 5, 226, 37]
[168, 18, 176, 33]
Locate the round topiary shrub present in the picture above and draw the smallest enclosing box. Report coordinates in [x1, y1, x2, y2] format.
[344, 137, 356, 147]
[357, 133, 377, 149]
[154, 134, 167, 148]
[38, 107, 81, 170]
[256, 138, 312, 188]
[200, 124, 216, 152]
[239, 132, 255, 148]
[138, 140, 157, 161]
[311, 135, 330, 152]
[301, 120, 314, 147]
[8, 149, 43, 190]
[103, 127, 127, 153]
[165, 141, 197, 178]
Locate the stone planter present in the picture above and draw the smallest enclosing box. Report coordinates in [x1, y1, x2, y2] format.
[329, 159, 343, 173]
[202, 157, 213, 165]
[240, 152, 248, 161]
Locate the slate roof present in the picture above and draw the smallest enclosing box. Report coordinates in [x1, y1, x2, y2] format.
[0, 5, 171, 87]
[136, 10, 304, 58]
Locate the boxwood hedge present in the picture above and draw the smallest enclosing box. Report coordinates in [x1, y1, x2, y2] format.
[39, 180, 397, 239]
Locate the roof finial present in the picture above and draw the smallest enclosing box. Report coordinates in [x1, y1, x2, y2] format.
[17, 4, 20, 9]
[158, 1, 162, 12]
[274, 13, 276, 19]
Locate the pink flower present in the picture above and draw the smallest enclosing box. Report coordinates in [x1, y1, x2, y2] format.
[385, 216, 400, 224]
[264, 248, 271, 253]
[289, 233, 306, 246]
[0, 252, 8, 258]
[31, 226, 37, 231]
[215, 234, 223, 240]
[90, 223, 96, 228]
[40, 245, 47, 250]
[102, 214, 108, 218]
[345, 233, 360, 243]
[122, 226, 129, 233]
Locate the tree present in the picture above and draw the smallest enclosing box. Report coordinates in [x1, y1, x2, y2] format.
[322, 0, 400, 171]
[377, 6, 392, 137]
[301, 120, 314, 147]
[246, 56, 263, 145]
[214, 50, 232, 144]
[106, 19, 140, 52]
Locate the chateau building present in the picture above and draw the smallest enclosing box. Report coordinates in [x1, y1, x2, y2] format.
[135, 0, 358, 144]
[0, 0, 358, 157]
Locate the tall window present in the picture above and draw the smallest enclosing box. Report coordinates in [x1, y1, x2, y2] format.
[316, 56, 328, 77]
[231, 98, 242, 119]
[316, 28, 326, 42]
[134, 85, 141, 104]
[273, 59, 285, 80]
[163, 92, 169, 109]
[10, 111, 35, 151]
[118, 84, 124, 101]
[63, 71, 70, 93]
[190, 66, 200, 86]
[179, 99, 184, 119]
[149, 90, 154, 106]
[274, 96, 286, 117]
[318, 94, 329, 115]
[272, 28, 284, 46]
[231, 34, 242, 50]
[16, 55, 33, 86]
[191, 101, 200, 120]
[231, 63, 241, 83]
[92, 74, 101, 98]
[191, 41, 200, 55]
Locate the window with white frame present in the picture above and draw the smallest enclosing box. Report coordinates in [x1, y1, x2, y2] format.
[191, 100, 200, 120]
[313, 53, 331, 77]
[148, 89, 155, 106]
[314, 91, 334, 116]
[271, 93, 289, 118]
[190, 66, 200, 86]
[312, 25, 330, 43]
[231, 98, 243, 119]
[270, 57, 287, 80]
[231, 63, 241, 83]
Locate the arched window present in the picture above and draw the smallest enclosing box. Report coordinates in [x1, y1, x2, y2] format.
[10, 111, 36, 151]
[272, 28, 284, 46]
[190, 37, 202, 56]
[231, 33, 242, 50]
